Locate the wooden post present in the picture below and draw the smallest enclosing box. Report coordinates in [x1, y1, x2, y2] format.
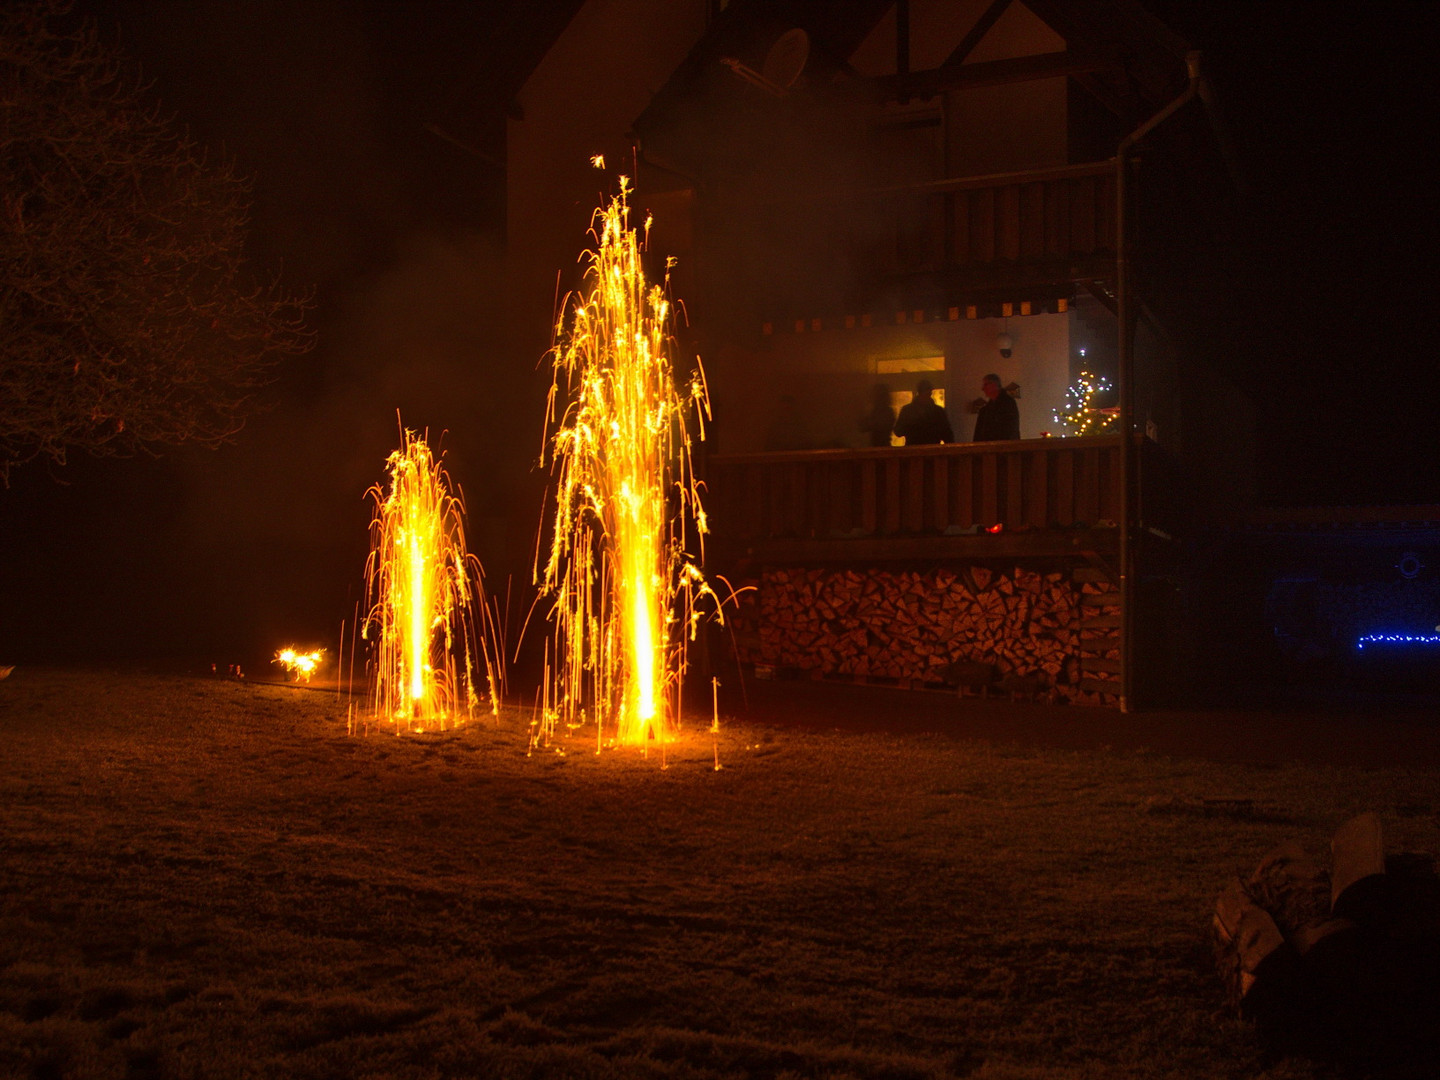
[1115, 53, 1202, 711]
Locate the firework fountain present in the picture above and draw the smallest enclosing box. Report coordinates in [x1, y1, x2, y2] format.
[363, 428, 502, 732]
[538, 178, 714, 750]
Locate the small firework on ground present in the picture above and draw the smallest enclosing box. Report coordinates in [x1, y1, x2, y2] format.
[273, 647, 325, 682]
[538, 174, 714, 751]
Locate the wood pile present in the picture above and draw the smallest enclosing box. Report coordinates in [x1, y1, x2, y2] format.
[736, 565, 1120, 705]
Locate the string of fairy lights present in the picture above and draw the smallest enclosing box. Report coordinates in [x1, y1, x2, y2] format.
[1356, 633, 1440, 649]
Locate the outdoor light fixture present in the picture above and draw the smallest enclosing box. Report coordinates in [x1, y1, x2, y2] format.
[997, 333, 1013, 358]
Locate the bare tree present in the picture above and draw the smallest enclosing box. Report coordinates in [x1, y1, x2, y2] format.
[0, 1, 313, 480]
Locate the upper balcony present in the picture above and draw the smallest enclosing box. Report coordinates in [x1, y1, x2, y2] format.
[717, 159, 1120, 326]
[862, 160, 1117, 293]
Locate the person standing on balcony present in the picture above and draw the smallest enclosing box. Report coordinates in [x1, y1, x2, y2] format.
[860, 383, 896, 446]
[972, 373, 1020, 442]
[893, 378, 954, 445]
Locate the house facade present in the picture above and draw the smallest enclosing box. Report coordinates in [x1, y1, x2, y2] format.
[507, 0, 1252, 708]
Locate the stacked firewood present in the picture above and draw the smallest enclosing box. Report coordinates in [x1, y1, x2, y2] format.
[1212, 813, 1440, 1070]
[737, 565, 1119, 705]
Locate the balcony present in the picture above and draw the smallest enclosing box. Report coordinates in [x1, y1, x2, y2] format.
[705, 435, 1123, 566]
[866, 161, 1117, 289]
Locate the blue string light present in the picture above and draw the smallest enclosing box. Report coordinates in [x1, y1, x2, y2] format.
[1356, 633, 1440, 650]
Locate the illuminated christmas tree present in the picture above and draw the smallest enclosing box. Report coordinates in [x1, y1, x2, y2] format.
[1054, 371, 1116, 436]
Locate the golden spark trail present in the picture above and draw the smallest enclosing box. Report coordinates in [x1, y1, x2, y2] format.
[407, 529, 426, 702]
[538, 178, 714, 749]
[364, 428, 500, 732]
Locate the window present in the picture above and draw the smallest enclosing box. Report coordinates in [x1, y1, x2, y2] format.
[875, 356, 945, 445]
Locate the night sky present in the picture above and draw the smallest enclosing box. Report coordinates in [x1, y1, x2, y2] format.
[1, 0, 1437, 667]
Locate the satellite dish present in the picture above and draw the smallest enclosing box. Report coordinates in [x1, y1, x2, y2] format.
[721, 28, 810, 97]
[761, 28, 810, 90]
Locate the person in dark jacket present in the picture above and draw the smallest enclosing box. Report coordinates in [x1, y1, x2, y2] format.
[893, 378, 954, 445]
[972, 373, 1020, 442]
[860, 383, 896, 446]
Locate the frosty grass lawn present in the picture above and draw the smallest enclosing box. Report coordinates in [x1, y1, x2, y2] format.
[2, 668, 1437, 1079]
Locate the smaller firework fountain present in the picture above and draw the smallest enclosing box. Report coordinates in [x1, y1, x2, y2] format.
[363, 428, 500, 732]
[538, 176, 714, 750]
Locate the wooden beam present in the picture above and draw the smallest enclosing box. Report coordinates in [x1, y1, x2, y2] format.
[928, 255, 1118, 293]
[1138, 301, 1175, 350]
[1072, 70, 1139, 124]
[896, 0, 910, 81]
[736, 529, 1120, 565]
[1083, 279, 1118, 316]
[942, 0, 1012, 69]
[877, 50, 1109, 102]
[711, 435, 1110, 470]
[868, 159, 1113, 198]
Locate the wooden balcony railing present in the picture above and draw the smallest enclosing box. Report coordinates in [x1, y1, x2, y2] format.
[705, 436, 1122, 559]
[870, 161, 1117, 280]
